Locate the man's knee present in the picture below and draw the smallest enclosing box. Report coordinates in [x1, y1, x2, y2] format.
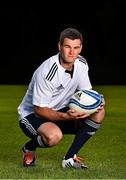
[45, 131, 63, 146]
[37, 122, 63, 146]
[90, 108, 105, 123]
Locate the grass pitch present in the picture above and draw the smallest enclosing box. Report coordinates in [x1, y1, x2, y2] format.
[0, 85, 126, 179]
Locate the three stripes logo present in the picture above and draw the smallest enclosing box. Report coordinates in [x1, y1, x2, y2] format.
[46, 62, 58, 81]
[78, 55, 87, 65]
[65, 162, 73, 168]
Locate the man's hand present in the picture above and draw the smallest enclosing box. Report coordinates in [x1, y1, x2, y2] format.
[67, 108, 90, 119]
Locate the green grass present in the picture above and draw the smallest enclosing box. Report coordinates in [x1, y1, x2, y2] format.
[0, 85, 126, 179]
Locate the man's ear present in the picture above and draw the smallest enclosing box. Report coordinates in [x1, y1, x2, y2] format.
[79, 44, 83, 53]
[58, 42, 61, 51]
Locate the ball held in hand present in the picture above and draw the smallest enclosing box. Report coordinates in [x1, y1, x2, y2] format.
[69, 89, 102, 115]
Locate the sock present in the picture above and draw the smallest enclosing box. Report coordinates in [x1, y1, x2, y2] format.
[24, 135, 49, 151]
[65, 118, 101, 159]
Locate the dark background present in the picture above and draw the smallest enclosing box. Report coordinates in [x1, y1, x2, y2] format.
[2, 1, 126, 85]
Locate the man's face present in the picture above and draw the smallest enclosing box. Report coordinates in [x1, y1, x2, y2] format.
[58, 38, 82, 64]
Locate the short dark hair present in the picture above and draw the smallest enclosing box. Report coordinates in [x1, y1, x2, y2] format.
[59, 28, 83, 45]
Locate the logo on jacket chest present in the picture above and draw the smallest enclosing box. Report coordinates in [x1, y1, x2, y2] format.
[56, 84, 64, 91]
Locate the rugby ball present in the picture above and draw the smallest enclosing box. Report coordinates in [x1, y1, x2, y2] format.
[69, 89, 102, 115]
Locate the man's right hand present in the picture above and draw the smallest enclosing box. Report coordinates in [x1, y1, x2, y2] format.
[67, 108, 90, 120]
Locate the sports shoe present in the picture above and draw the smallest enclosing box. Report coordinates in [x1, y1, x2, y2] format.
[62, 154, 88, 169]
[22, 146, 36, 167]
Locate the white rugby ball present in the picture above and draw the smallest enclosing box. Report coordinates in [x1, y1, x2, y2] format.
[69, 89, 102, 114]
